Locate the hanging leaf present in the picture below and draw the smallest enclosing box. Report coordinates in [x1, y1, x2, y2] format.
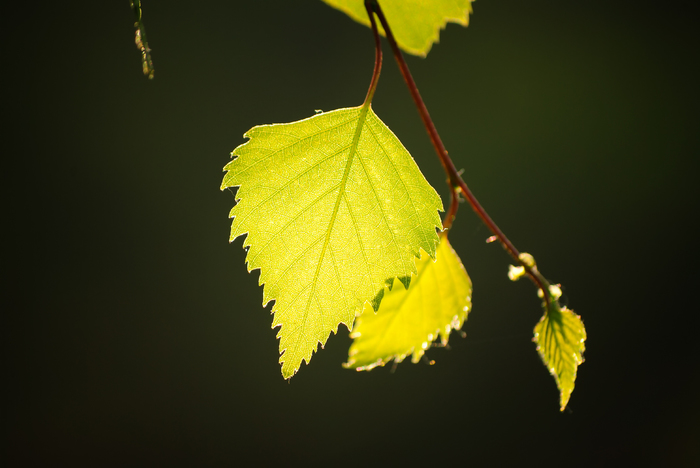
[321, 0, 474, 57]
[533, 298, 587, 411]
[345, 235, 471, 370]
[222, 105, 442, 378]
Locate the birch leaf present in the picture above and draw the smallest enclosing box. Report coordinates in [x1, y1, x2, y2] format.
[222, 105, 442, 379]
[534, 301, 587, 411]
[321, 0, 474, 57]
[345, 236, 471, 370]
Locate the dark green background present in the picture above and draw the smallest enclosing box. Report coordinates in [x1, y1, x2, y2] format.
[5, 0, 699, 465]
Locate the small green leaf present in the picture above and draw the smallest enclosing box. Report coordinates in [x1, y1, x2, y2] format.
[345, 236, 471, 370]
[321, 0, 474, 57]
[222, 105, 443, 379]
[533, 301, 586, 411]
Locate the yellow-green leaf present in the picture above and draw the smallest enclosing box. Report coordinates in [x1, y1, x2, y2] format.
[222, 105, 443, 379]
[321, 0, 474, 57]
[345, 236, 471, 370]
[533, 303, 587, 411]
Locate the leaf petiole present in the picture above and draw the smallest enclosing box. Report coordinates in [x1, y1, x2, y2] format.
[363, 1, 383, 107]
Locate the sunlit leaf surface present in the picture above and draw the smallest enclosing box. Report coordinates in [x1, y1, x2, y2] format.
[321, 0, 474, 57]
[534, 302, 586, 411]
[222, 105, 442, 378]
[345, 236, 470, 370]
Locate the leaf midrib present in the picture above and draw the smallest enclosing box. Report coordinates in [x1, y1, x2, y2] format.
[283, 104, 373, 370]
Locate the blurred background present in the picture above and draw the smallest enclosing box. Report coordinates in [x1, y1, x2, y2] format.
[4, 0, 698, 465]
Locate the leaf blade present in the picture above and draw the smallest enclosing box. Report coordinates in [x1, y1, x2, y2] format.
[345, 236, 471, 370]
[321, 0, 474, 57]
[533, 303, 587, 411]
[222, 106, 443, 378]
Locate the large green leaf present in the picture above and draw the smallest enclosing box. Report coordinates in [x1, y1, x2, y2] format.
[533, 301, 587, 411]
[321, 0, 474, 57]
[222, 105, 443, 378]
[345, 236, 471, 370]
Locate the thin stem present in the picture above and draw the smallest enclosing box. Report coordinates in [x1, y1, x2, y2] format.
[364, 1, 458, 229]
[363, 0, 383, 107]
[367, 0, 551, 301]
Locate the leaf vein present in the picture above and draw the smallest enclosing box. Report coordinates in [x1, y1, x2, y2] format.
[229, 115, 358, 180]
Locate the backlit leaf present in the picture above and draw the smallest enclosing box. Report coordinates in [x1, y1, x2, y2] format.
[222, 105, 443, 378]
[345, 236, 471, 370]
[321, 0, 474, 57]
[533, 301, 587, 411]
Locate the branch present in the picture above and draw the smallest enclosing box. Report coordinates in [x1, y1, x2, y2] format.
[365, 0, 552, 303]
